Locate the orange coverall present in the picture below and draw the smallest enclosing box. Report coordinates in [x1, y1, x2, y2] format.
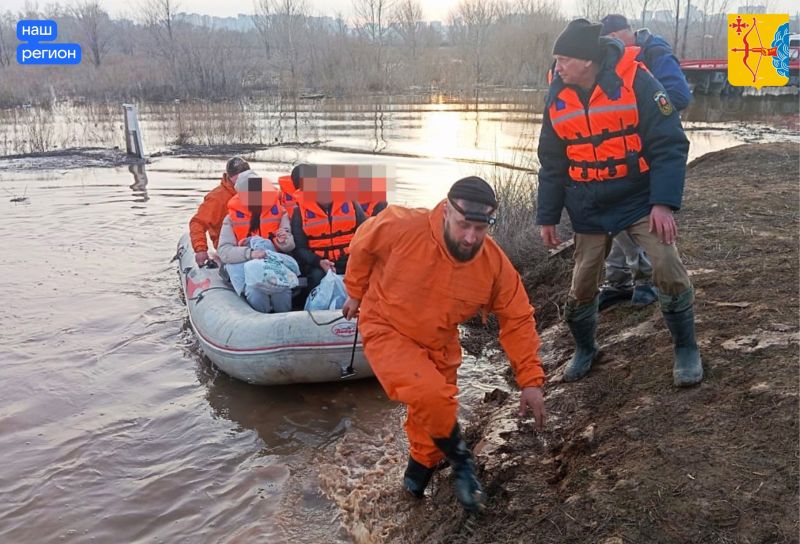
[344, 202, 545, 468]
[189, 175, 236, 253]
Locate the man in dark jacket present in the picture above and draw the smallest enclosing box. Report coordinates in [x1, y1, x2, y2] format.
[597, 14, 693, 310]
[536, 19, 702, 387]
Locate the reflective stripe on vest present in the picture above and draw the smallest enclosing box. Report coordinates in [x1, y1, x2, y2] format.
[227, 194, 284, 242]
[300, 200, 357, 261]
[549, 47, 650, 182]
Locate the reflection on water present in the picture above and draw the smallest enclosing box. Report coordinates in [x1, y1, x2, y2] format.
[128, 163, 149, 202]
[0, 94, 797, 542]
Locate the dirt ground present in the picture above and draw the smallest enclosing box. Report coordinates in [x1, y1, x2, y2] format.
[393, 142, 800, 544]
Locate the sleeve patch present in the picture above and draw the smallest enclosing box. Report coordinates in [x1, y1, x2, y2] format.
[654, 90, 674, 116]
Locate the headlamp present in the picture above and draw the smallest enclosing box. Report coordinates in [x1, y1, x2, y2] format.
[448, 198, 497, 225]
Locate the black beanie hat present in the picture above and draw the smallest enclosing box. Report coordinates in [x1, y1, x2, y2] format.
[553, 18, 604, 62]
[448, 176, 497, 209]
[600, 14, 630, 36]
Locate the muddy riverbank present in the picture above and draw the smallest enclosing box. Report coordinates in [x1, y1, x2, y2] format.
[380, 142, 799, 543]
[0, 94, 797, 543]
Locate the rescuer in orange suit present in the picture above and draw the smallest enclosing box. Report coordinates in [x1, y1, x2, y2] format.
[189, 156, 250, 266]
[341, 176, 547, 512]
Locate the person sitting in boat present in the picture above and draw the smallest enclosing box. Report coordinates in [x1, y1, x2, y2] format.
[189, 156, 250, 267]
[349, 169, 388, 217]
[290, 170, 368, 294]
[278, 164, 304, 215]
[217, 170, 298, 313]
[356, 185, 388, 218]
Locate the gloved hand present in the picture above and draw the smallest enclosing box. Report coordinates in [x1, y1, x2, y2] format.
[195, 251, 209, 266]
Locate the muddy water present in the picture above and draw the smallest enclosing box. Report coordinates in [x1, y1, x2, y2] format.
[0, 96, 797, 543]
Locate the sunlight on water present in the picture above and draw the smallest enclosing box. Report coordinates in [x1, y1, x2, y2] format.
[0, 93, 797, 542]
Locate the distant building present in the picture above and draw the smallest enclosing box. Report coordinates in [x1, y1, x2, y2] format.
[175, 12, 256, 31]
[430, 21, 446, 40]
[739, 5, 767, 14]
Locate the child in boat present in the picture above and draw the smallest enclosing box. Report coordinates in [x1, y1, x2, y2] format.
[217, 170, 298, 313]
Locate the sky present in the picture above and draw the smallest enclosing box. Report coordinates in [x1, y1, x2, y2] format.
[4, 0, 798, 22]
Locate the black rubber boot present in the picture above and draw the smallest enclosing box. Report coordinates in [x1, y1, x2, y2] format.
[660, 289, 704, 387]
[598, 285, 632, 311]
[432, 424, 484, 512]
[563, 297, 600, 382]
[403, 457, 435, 498]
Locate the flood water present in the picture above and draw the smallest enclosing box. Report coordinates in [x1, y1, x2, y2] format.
[0, 94, 797, 543]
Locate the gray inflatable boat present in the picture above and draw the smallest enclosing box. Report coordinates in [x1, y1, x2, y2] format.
[176, 234, 373, 385]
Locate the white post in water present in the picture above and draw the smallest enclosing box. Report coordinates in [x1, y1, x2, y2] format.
[122, 104, 145, 159]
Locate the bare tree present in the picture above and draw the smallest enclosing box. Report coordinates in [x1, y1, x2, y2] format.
[672, 0, 680, 52]
[449, 0, 499, 95]
[252, 0, 273, 59]
[576, 0, 629, 22]
[630, 0, 662, 27]
[680, 0, 690, 57]
[0, 11, 14, 67]
[392, 0, 424, 61]
[272, 0, 309, 136]
[697, 0, 727, 57]
[141, 0, 179, 52]
[71, 0, 111, 67]
[353, 0, 394, 88]
[496, 0, 563, 87]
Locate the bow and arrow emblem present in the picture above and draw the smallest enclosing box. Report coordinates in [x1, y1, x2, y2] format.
[730, 16, 778, 83]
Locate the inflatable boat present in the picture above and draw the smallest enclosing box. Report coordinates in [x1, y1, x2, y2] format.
[176, 234, 373, 385]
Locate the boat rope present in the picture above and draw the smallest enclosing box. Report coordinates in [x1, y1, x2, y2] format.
[306, 312, 347, 326]
[188, 287, 236, 302]
[341, 315, 359, 379]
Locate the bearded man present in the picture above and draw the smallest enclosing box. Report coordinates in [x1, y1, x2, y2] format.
[342, 176, 547, 512]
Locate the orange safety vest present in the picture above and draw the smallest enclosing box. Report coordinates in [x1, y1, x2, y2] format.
[549, 47, 650, 182]
[299, 200, 358, 261]
[359, 200, 384, 217]
[358, 178, 387, 217]
[227, 193, 284, 242]
[278, 175, 300, 214]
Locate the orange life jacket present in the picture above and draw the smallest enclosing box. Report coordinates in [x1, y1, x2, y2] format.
[549, 47, 650, 182]
[278, 175, 300, 213]
[358, 177, 387, 217]
[359, 200, 386, 217]
[299, 200, 358, 261]
[227, 193, 284, 242]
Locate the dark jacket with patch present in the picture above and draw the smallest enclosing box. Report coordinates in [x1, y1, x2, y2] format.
[635, 29, 692, 112]
[536, 39, 690, 235]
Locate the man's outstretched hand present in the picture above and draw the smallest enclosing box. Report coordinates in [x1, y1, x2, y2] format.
[519, 387, 546, 431]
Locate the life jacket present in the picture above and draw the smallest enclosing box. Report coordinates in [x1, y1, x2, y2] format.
[227, 191, 284, 242]
[359, 201, 383, 217]
[548, 47, 650, 182]
[278, 175, 300, 214]
[299, 200, 358, 261]
[358, 177, 387, 217]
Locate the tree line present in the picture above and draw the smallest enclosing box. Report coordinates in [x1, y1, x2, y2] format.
[0, 0, 795, 107]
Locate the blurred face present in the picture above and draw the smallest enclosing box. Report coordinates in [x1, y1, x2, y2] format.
[607, 28, 635, 46]
[554, 54, 595, 88]
[443, 199, 491, 262]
